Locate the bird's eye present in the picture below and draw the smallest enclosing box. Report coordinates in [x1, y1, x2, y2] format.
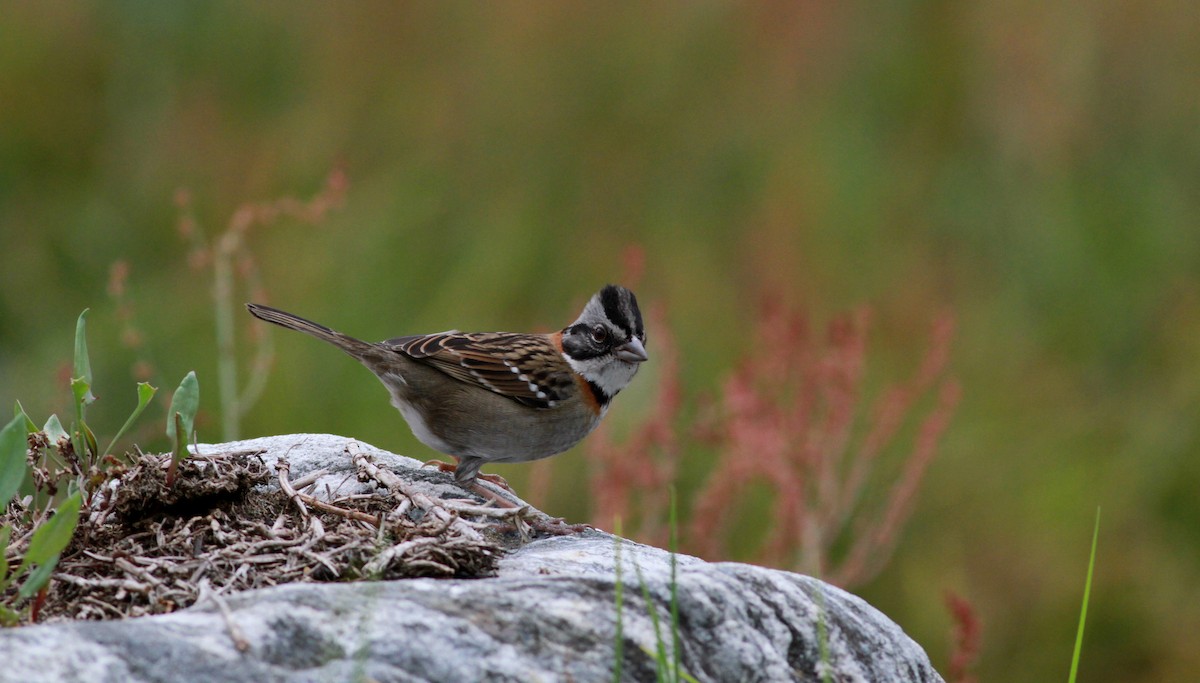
[590, 325, 609, 344]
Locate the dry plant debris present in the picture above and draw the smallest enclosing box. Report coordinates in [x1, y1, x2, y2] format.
[3, 445, 551, 624]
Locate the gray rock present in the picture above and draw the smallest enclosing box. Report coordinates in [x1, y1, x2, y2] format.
[0, 435, 943, 683]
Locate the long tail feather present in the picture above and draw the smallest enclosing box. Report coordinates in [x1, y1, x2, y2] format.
[246, 303, 375, 358]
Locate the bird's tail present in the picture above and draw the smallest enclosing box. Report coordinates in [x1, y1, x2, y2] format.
[246, 303, 376, 358]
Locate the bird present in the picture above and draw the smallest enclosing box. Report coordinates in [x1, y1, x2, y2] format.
[245, 285, 648, 496]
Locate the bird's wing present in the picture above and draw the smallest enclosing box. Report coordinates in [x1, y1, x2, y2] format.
[386, 332, 576, 409]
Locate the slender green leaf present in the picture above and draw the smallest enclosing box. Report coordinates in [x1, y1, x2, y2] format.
[18, 554, 59, 599]
[82, 421, 98, 456]
[1068, 508, 1101, 683]
[69, 416, 98, 461]
[613, 517, 624, 683]
[103, 382, 157, 458]
[20, 492, 82, 568]
[0, 416, 28, 509]
[669, 486, 681, 683]
[13, 402, 37, 434]
[634, 559, 670, 679]
[0, 604, 20, 627]
[814, 583, 832, 683]
[72, 309, 94, 405]
[166, 371, 199, 444]
[171, 412, 187, 471]
[0, 524, 12, 586]
[42, 414, 68, 445]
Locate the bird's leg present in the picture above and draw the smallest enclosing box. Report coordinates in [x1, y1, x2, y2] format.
[427, 456, 517, 505]
[421, 458, 510, 491]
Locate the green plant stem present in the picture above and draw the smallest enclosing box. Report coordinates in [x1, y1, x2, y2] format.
[669, 487, 681, 683]
[815, 583, 831, 683]
[214, 232, 240, 441]
[613, 517, 624, 683]
[1068, 507, 1100, 683]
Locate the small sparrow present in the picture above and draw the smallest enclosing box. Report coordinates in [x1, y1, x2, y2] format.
[246, 285, 647, 492]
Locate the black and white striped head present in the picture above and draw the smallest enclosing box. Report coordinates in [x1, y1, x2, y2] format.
[560, 284, 647, 401]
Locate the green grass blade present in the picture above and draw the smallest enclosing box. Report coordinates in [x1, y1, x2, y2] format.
[103, 382, 157, 459]
[815, 583, 832, 683]
[1068, 507, 1100, 683]
[0, 524, 12, 587]
[634, 558, 670, 680]
[669, 486, 681, 683]
[613, 517, 624, 683]
[0, 415, 29, 509]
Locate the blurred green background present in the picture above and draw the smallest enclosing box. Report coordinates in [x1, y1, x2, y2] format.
[2, 3, 1198, 680]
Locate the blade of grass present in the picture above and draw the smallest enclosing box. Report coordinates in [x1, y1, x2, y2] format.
[1068, 507, 1100, 683]
[613, 517, 624, 683]
[0, 525, 11, 587]
[633, 558, 671, 680]
[814, 583, 832, 683]
[669, 486, 681, 683]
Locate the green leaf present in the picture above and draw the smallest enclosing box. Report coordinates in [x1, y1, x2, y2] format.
[42, 415, 68, 445]
[613, 518, 624, 683]
[72, 309, 94, 405]
[0, 524, 12, 586]
[171, 413, 188, 471]
[166, 371, 199, 444]
[70, 377, 93, 411]
[1068, 507, 1101, 683]
[102, 382, 158, 459]
[82, 421, 98, 456]
[0, 416, 28, 509]
[18, 554, 59, 599]
[70, 416, 98, 460]
[20, 492, 81, 568]
[13, 402, 37, 434]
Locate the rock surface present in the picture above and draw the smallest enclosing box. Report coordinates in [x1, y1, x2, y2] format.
[0, 434, 943, 683]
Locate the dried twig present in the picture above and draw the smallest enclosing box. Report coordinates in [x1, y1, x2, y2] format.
[5, 447, 521, 624]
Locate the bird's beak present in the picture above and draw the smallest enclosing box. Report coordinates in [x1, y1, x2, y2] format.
[615, 338, 648, 363]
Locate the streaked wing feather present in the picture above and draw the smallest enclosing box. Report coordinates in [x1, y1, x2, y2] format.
[385, 332, 574, 409]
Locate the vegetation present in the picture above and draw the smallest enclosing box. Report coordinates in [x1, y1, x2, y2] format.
[2, 4, 1193, 680]
[1, 311, 199, 624]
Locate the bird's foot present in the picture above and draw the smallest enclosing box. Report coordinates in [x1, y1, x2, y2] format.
[421, 458, 458, 474]
[475, 471, 513, 492]
[465, 482, 522, 508]
[422, 459, 513, 493]
[528, 516, 592, 535]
